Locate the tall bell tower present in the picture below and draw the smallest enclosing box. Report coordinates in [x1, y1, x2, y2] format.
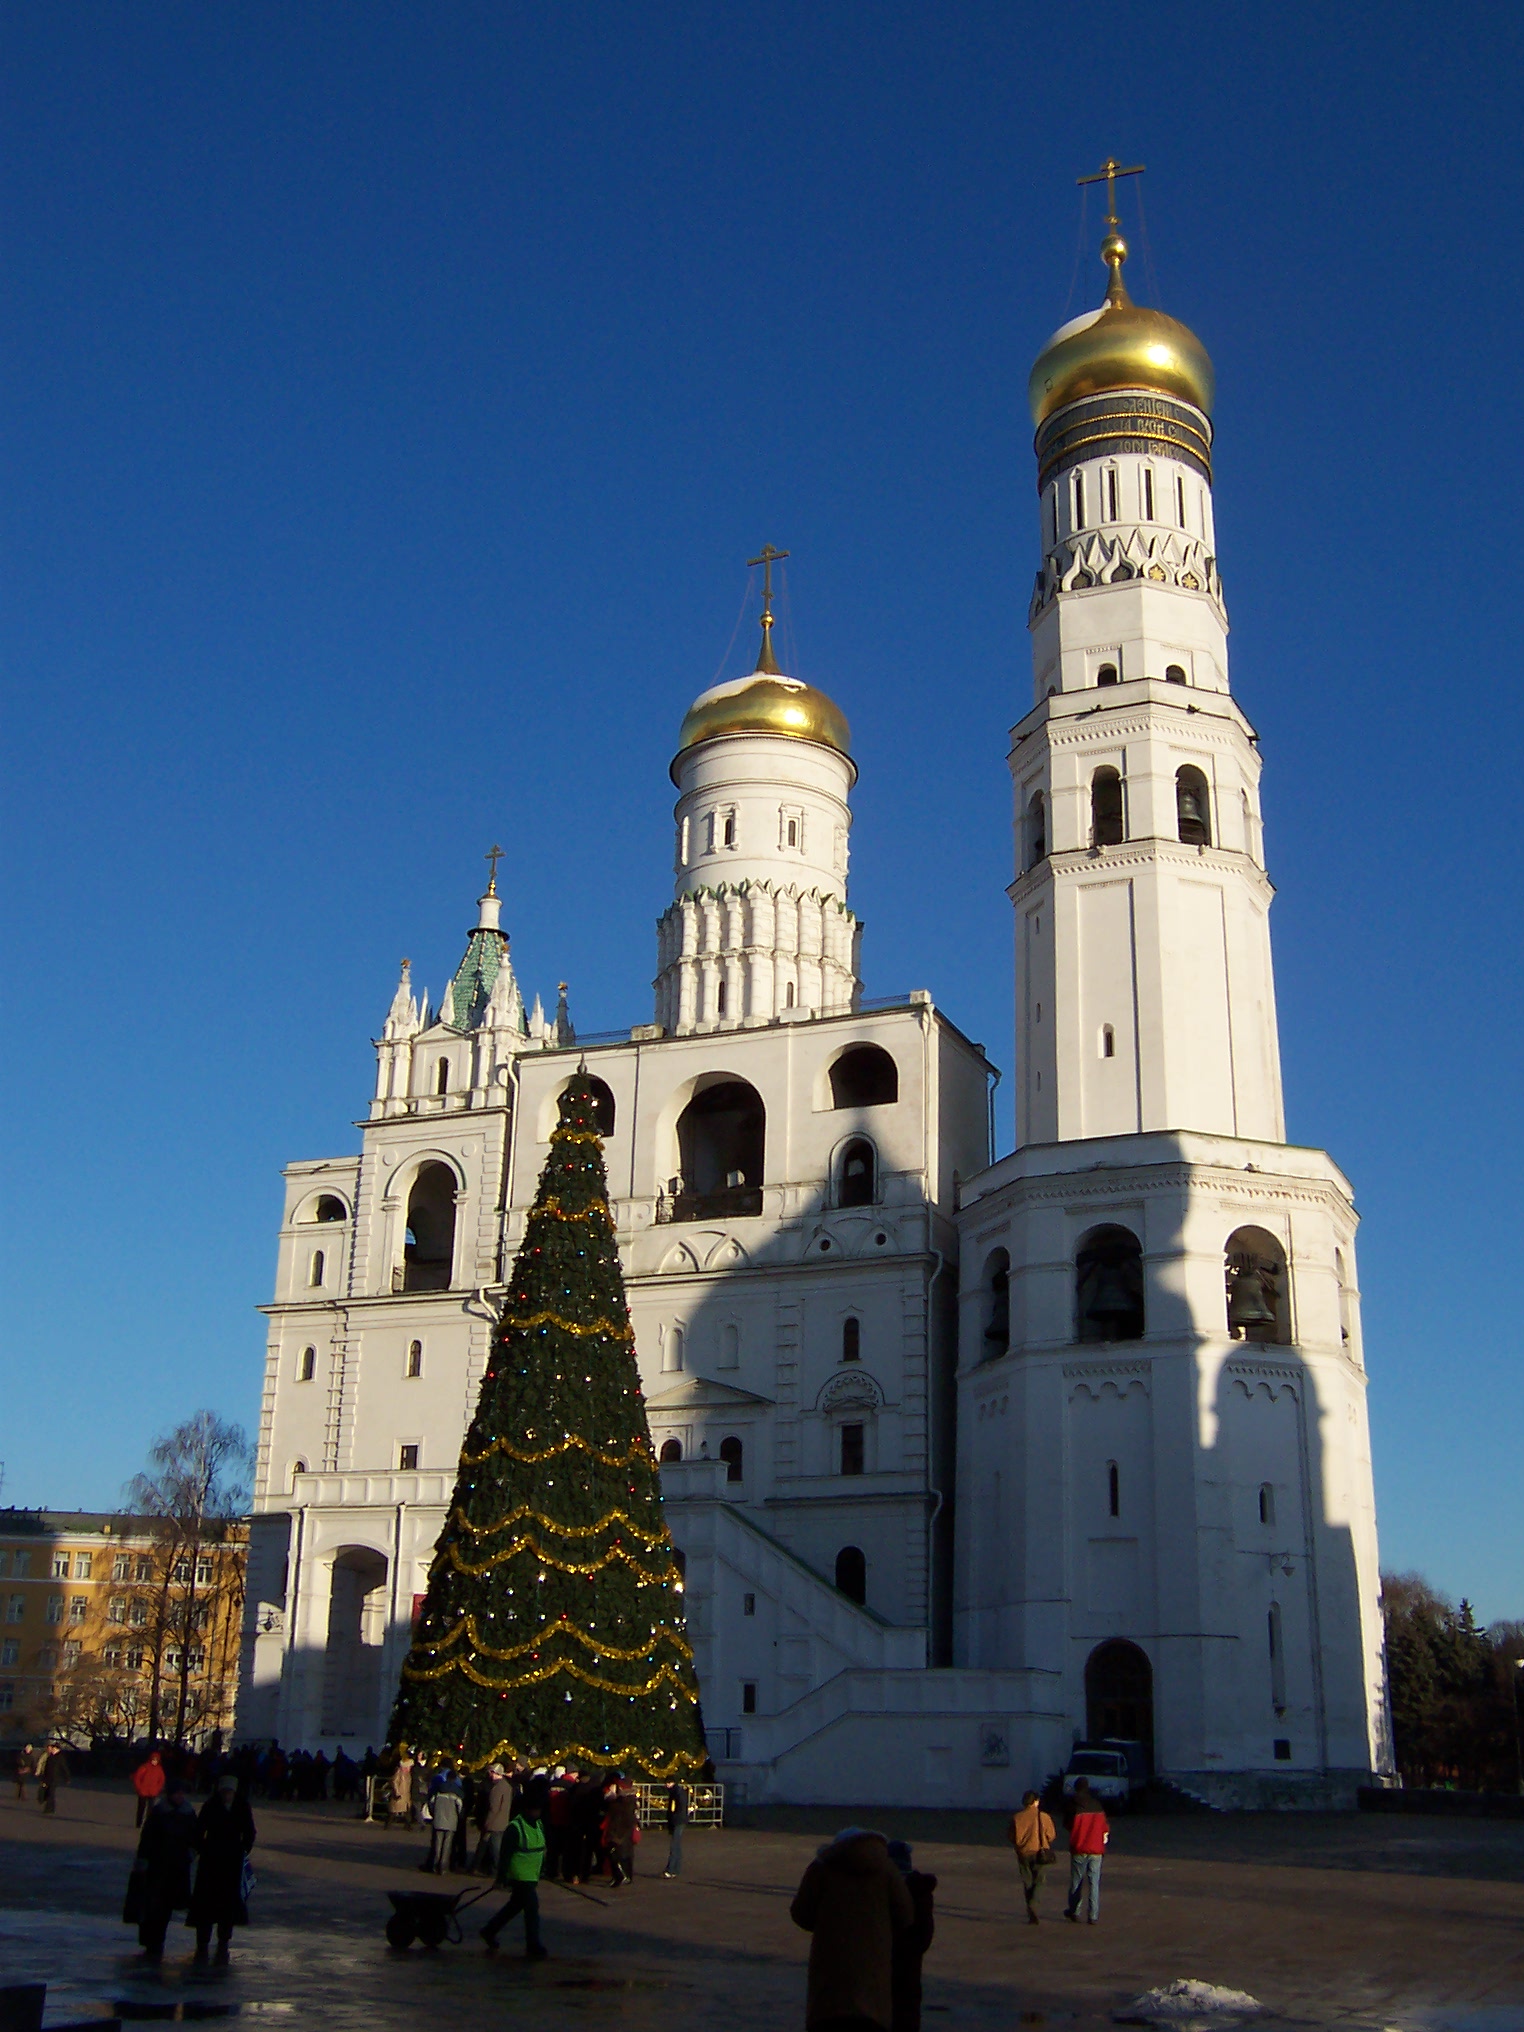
[953, 171, 1392, 1806]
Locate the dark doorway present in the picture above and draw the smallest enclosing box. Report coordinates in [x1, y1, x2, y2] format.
[835, 1546, 867, 1605]
[1084, 1638, 1154, 1772]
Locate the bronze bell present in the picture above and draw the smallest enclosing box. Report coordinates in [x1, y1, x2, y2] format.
[1178, 785, 1209, 843]
[1085, 1263, 1138, 1336]
[1227, 1260, 1276, 1334]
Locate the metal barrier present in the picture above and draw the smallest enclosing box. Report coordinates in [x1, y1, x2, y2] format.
[633, 1781, 724, 1828]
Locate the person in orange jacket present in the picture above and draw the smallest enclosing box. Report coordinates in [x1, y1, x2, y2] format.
[132, 1750, 167, 1828]
[1062, 1779, 1109, 1925]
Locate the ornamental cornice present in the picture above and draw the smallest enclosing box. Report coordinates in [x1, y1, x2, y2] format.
[1063, 1356, 1151, 1381]
[1009, 843, 1275, 906]
[1028, 528, 1227, 625]
[963, 1162, 1353, 1224]
[1043, 712, 1251, 755]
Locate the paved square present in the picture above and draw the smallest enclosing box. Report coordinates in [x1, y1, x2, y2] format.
[1, 1786, 1520, 2030]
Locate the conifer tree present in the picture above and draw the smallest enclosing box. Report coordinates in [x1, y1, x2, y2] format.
[390, 1073, 705, 1776]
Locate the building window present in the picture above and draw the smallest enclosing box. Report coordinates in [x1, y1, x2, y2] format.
[828, 1045, 898, 1109]
[716, 979, 728, 1017]
[315, 1194, 346, 1222]
[130, 1600, 148, 1627]
[983, 1249, 1010, 1357]
[723, 811, 737, 848]
[659, 1438, 683, 1463]
[46, 1595, 63, 1625]
[297, 1346, 316, 1382]
[663, 1323, 686, 1375]
[1176, 765, 1212, 845]
[1097, 662, 1119, 687]
[74, 1554, 92, 1580]
[1076, 1225, 1145, 1342]
[678, 815, 690, 866]
[1142, 468, 1155, 521]
[1101, 1024, 1116, 1059]
[1259, 1483, 1276, 1527]
[0, 1555, 7, 1580]
[741, 1681, 757, 1714]
[1176, 474, 1187, 527]
[704, 812, 716, 854]
[195, 1559, 213, 1587]
[840, 1424, 866, 1476]
[1165, 662, 1187, 684]
[786, 816, 798, 847]
[835, 1546, 867, 1604]
[127, 1646, 144, 1670]
[63, 1639, 81, 1667]
[39, 1644, 58, 1671]
[1073, 470, 1086, 529]
[402, 1162, 457, 1292]
[1091, 767, 1124, 846]
[838, 1138, 876, 1207]
[1273, 1738, 1291, 1761]
[52, 1554, 70, 1579]
[5, 1596, 23, 1624]
[13, 1553, 29, 1577]
[135, 1557, 152, 1582]
[113, 1555, 130, 1582]
[172, 1558, 191, 1584]
[842, 1316, 861, 1363]
[435, 1057, 450, 1095]
[719, 1436, 744, 1484]
[1025, 790, 1046, 870]
[309, 1250, 325, 1287]
[1269, 1602, 1287, 1712]
[1107, 1462, 1120, 1517]
[108, 1597, 125, 1624]
[1, 1640, 18, 1667]
[1105, 469, 1118, 521]
[398, 1444, 419, 1471]
[69, 1596, 87, 1624]
[743, 1592, 756, 1616]
[784, 982, 796, 1008]
[406, 1339, 423, 1378]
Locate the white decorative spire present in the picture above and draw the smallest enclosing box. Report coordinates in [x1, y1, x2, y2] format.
[483, 949, 524, 1034]
[553, 982, 574, 1047]
[382, 960, 421, 1040]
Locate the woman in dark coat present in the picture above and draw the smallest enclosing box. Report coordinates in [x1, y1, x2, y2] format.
[186, 1774, 256, 1964]
[127, 1780, 200, 1960]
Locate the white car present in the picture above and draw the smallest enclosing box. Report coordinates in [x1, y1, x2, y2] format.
[1061, 1747, 1131, 1805]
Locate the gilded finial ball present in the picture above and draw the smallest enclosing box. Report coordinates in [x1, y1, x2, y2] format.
[1101, 231, 1127, 265]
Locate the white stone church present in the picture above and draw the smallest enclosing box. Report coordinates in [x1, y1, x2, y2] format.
[238, 215, 1393, 1808]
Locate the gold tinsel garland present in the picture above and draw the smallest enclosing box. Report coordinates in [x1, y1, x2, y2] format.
[411, 1733, 704, 1780]
[449, 1501, 668, 1547]
[401, 1650, 697, 1701]
[441, 1535, 681, 1583]
[496, 1308, 634, 1342]
[414, 1611, 693, 1666]
[458, 1432, 654, 1469]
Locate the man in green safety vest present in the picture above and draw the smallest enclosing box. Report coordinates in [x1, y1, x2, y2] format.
[480, 1796, 548, 1959]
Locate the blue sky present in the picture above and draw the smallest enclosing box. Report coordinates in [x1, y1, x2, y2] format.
[2, 2, 1519, 1620]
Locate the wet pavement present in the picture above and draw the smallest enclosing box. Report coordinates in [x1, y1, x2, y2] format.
[0, 1785, 1520, 2031]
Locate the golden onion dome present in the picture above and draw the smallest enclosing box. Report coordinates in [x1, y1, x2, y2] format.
[675, 670, 852, 768]
[1029, 233, 1214, 427]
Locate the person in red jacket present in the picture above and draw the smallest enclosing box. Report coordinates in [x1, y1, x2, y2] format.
[1063, 1779, 1109, 1925]
[132, 1750, 166, 1829]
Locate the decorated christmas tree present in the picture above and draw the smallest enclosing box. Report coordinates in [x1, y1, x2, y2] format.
[390, 1073, 706, 1776]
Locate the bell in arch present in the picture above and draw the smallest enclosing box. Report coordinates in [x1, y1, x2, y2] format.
[1177, 781, 1210, 845]
[1227, 1259, 1277, 1338]
[1085, 1263, 1139, 1337]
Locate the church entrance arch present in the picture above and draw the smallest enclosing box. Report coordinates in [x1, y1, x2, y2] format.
[1084, 1639, 1154, 1772]
[320, 1547, 390, 1739]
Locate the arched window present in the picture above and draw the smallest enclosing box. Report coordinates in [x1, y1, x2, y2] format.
[315, 1195, 346, 1223]
[716, 979, 728, 1017]
[1259, 1483, 1276, 1527]
[1105, 469, 1118, 521]
[1108, 1461, 1120, 1518]
[406, 1340, 422, 1379]
[835, 1546, 867, 1604]
[1073, 470, 1086, 529]
[838, 1138, 876, 1207]
[1091, 767, 1124, 847]
[435, 1057, 450, 1095]
[983, 1249, 1010, 1356]
[659, 1438, 683, 1464]
[402, 1163, 457, 1292]
[829, 1045, 898, 1109]
[1076, 1225, 1145, 1342]
[1025, 791, 1046, 870]
[704, 812, 716, 853]
[673, 1080, 765, 1218]
[1085, 1640, 1154, 1767]
[297, 1346, 316, 1382]
[1165, 663, 1187, 685]
[1097, 662, 1120, 687]
[663, 1324, 685, 1375]
[1100, 1024, 1116, 1059]
[840, 1423, 866, 1476]
[290, 1459, 307, 1490]
[1225, 1227, 1291, 1345]
[1176, 473, 1187, 527]
[309, 1251, 325, 1288]
[1268, 1602, 1286, 1712]
[786, 817, 798, 847]
[784, 981, 796, 1008]
[1142, 468, 1155, 522]
[561, 1076, 615, 1137]
[842, 1317, 861, 1363]
[723, 811, 736, 848]
[1176, 765, 1212, 845]
[719, 1436, 743, 1484]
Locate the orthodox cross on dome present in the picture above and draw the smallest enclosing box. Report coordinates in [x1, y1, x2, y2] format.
[747, 542, 790, 675]
[483, 843, 505, 895]
[1077, 156, 1145, 229]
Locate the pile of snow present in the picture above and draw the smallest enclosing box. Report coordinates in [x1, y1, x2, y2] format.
[1118, 1979, 1264, 2027]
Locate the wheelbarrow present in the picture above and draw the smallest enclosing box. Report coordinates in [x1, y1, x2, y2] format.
[384, 1882, 494, 1949]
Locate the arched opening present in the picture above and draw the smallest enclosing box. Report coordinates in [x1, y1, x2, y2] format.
[786, 816, 798, 847]
[718, 1436, 743, 1484]
[297, 1346, 316, 1382]
[1335, 1248, 1353, 1347]
[723, 811, 736, 848]
[1025, 790, 1046, 870]
[716, 979, 728, 1017]
[314, 1195, 347, 1223]
[659, 1438, 683, 1464]
[1107, 1461, 1120, 1518]
[561, 1075, 615, 1137]
[1076, 1226, 1145, 1343]
[1097, 662, 1120, 687]
[1084, 1639, 1154, 1771]
[1091, 767, 1124, 847]
[838, 1138, 876, 1207]
[839, 1423, 866, 1475]
[841, 1316, 861, 1363]
[1225, 1226, 1291, 1344]
[1259, 1482, 1276, 1527]
[1268, 1602, 1287, 1712]
[1165, 663, 1187, 685]
[662, 1324, 685, 1374]
[309, 1251, 325, 1288]
[784, 981, 797, 1008]
[1176, 765, 1212, 846]
[320, 1547, 389, 1739]
[1100, 1023, 1116, 1059]
[290, 1459, 307, 1490]
[406, 1339, 422, 1379]
[835, 1546, 867, 1605]
[673, 1080, 765, 1219]
[402, 1163, 457, 1292]
[435, 1057, 450, 1095]
[829, 1045, 898, 1109]
[983, 1249, 1010, 1357]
